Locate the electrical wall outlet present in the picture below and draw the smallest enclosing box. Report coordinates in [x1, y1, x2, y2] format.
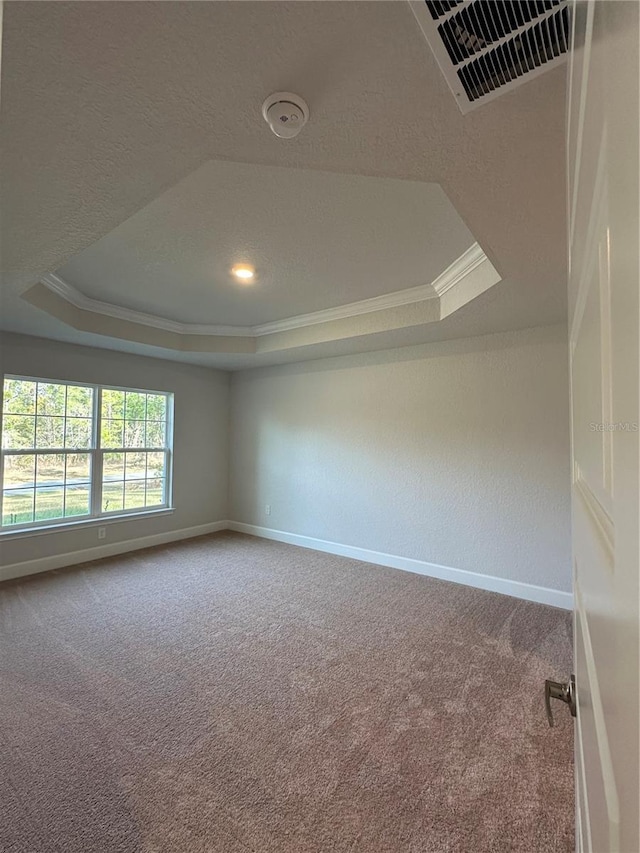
[98, 527, 106, 540]
[265, 504, 271, 516]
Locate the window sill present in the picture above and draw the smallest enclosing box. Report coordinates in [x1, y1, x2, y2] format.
[0, 508, 175, 539]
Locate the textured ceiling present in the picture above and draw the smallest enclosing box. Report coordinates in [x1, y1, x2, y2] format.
[0, 1, 567, 369]
[56, 162, 474, 327]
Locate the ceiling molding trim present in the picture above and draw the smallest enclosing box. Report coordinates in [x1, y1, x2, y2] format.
[431, 242, 486, 297]
[252, 281, 437, 336]
[39, 242, 492, 340]
[31, 243, 500, 356]
[40, 273, 253, 337]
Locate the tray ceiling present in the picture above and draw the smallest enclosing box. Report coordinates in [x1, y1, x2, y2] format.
[52, 162, 476, 328]
[0, 1, 567, 369]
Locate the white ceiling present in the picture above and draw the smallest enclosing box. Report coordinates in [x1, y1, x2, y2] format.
[56, 161, 474, 327]
[0, 1, 568, 370]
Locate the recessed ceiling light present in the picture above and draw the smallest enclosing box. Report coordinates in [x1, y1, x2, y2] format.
[231, 264, 255, 281]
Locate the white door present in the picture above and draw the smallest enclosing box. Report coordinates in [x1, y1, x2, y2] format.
[567, 1, 639, 851]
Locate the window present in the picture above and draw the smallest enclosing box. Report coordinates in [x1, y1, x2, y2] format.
[1, 376, 173, 532]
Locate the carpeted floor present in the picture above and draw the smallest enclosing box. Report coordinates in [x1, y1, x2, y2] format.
[0, 531, 574, 853]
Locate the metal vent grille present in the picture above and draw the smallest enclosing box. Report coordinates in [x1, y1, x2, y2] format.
[410, 0, 571, 112]
[425, 1, 464, 19]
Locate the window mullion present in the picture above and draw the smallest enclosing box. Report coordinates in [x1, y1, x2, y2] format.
[0, 445, 4, 525]
[91, 386, 102, 519]
[62, 452, 67, 519]
[168, 394, 174, 507]
[165, 448, 172, 507]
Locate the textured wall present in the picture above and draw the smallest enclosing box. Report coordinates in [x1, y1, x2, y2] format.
[1, 326, 571, 592]
[230, 325, 572, 592]
[0, 333, 229, 567]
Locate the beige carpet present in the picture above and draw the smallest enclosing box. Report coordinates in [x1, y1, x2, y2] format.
[0, 531, 574, 853]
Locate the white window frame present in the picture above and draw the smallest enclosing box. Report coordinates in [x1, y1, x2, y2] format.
[0, 375, 174, 534]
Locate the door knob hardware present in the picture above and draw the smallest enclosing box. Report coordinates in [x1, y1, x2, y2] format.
[545, 674, 576, 727]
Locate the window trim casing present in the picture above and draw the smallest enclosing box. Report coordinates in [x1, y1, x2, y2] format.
[0, 375, 174, 534]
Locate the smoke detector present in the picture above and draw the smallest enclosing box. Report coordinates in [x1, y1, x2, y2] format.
[262, 92, 309, 139]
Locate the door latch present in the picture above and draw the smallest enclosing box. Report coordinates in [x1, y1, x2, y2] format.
[545, 674, 576, 726]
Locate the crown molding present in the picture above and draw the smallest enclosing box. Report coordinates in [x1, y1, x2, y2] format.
[253, 280, 438, 335]
[40, 272, 438, 337]
[431, 242, 486, 297]
[40, 242, 490, 339]
[31, 243, 500, 354]
[40, 273, 253, 337]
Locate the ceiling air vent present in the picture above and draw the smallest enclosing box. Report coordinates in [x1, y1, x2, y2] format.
[410, 0, 570, 113]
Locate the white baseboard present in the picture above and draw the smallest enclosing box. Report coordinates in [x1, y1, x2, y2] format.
[228, 521, 574, 610]
[1, 518, 573, 610]
[0, 520, 229, 583]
